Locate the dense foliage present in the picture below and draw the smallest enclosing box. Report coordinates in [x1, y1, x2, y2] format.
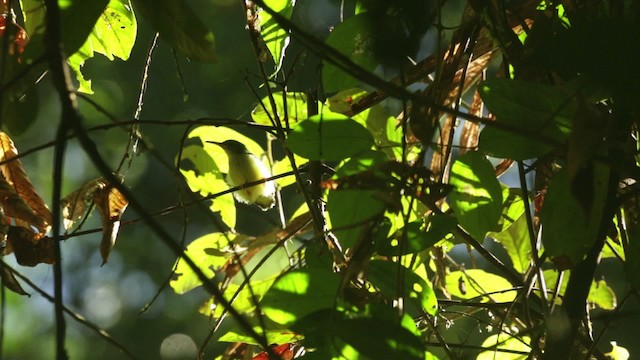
[1, 0, 639, 359]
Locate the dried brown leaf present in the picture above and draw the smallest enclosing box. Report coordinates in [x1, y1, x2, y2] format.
[61, 178, 104, 230]
[0, 173, 45, 231]
[0, 262, 28, 296]
[7, 226, 54, 266]
[93, 182, 128, 265]
[0, 131, 51, 232]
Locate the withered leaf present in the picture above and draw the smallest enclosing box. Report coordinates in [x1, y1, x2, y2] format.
[7, 226, 54, 266]
[0, 131, 51, 233]
[0, 262, 28, 296]
[61, 177, 104, 230]
[93, 182, 128, 265]
[0, 173, 46, 232]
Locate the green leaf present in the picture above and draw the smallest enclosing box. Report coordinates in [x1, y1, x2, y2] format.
[589, 280, 617, 310]
[541, 165, 610, 267]
[478, 79, 574, 160]
[294, 305, 426, 360]
[367, 260, 438, 315]
[132, 0, 215, 63]
[257, 0, 294, 72]
[68, 0, 137, 93]
[169, 233, 232, 294]
[446, 269, 517, 303]
[489, 214, 532, 274]
[60, 0, 110, 56]
[251, 91, 310, 126]
[477, 334, 531, 360]
[543, 270, 617, 310]
[605, 341, 630, 360]
[286, 112, 374, 161]
[328, 88, 402, 159]
[323, 14, 378, 93]
[261, 265, 340, 326]
[327, 189, 386, 249]
[376, 215, 457, 256]
[20, 0, 46, 37]
[218, 318, 302, 345]
[448, 151, 503, 240]
[333, 317, 425, 360]
[178, 144, 236, 229]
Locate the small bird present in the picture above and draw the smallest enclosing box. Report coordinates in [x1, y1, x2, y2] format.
[207, 140, 276, 210]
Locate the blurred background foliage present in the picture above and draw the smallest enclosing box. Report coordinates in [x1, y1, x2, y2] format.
[2, 0, 639, 359]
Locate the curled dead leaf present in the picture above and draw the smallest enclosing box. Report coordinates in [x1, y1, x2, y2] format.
[7, 226, 54, 266]
[0, 262, 28, 296]
[0, 173, 46, 232]
[0, 131, 51, 233]
[93, 181, 128, 265]
[61, 178, 104, 230]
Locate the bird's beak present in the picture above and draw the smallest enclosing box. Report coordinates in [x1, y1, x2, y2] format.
[206, 140, 224, 148]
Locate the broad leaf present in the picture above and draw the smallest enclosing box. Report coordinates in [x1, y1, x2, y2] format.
[323, 14, 378, 93]
[60, 0, 110, 56]
[446, 269, 517, 303]
[257, 0, 295, 72]
[251, 92, 310, 126]
[375, 215, 456, 256]
[543, 270, 616, 310]
[286, 112, 373, 161]
[68, 0, 137, 93]
[541, 166, 609, 268]
[478, 79, 574, 160]
[448, 151, 503, 241]
[262, 265, 340, 326]
[327, 189, 386, 249]
[367, 260, 438, 315]
[477, 334, 531, 360]
[170, 233, 233, 294]
[133, 0, 216, 63]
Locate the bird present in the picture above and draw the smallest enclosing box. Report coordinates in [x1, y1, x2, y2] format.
[207, 140, 276, 210]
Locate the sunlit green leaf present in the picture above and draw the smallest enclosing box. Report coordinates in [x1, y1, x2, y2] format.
[327, 189, 386, 248]
[328, 88, 402, 159]
[251, 91, 310, 126]
[489, 215, 532, 274]
[20, 0, 46, 37]
[68, 0, 137, 93]
[218, 319, 302, 345]
[287, 112, 374, 161]
[178, 144, 236, 229]
[543, 270, 617, 310]
[257, 0, 294, 72]
[541, 166, 609, 267]
[605, 341, 630, 360]
[170, 233, 232, 294]
[477, 334, 531, 360]
[333, 317, 425, 360]
[262, 265, 340, 326]
[478, 79, 574, 160]
[323, 14, 378, 93]
[376, 215, 456, 256]
[446, 269, 517, 303]
[60, 0, 110, 56]
[449, 151, 503, 240]
[132, 0, 215, 62]
[367, 260, 438, 315]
